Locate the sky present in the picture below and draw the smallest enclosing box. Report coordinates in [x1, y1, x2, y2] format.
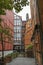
[13, 0, 31, 21]
[18, 5, 31, 21]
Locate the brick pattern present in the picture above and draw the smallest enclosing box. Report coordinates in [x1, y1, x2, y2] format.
[30, 0, 43, 65]
[24, 19, 34, 49]
[0, 10, 14, 50]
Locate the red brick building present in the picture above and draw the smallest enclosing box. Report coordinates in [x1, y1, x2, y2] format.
[0, 10, 14, 57]
[24, 19, 34, 50]
[22, 21, 26, 52]
[22, 18, 34, 57]
[30, 0, 43, 65]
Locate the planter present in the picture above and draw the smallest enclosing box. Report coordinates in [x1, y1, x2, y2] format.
[4, 56, 12, 63]
[0, 58, 6, 65]
[0, 61, 6, 65]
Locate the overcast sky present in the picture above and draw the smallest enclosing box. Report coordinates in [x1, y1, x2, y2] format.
[18, 5, 31, 21]
[13, 0, 31, 21]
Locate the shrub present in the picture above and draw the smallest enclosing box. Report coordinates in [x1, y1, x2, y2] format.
[28, 45, 33, 49]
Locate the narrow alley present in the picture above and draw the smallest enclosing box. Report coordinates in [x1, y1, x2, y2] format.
[6, 57, 35, 65]
[0, 0, 43, 65]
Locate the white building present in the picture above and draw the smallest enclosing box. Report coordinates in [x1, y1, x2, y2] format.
[13, 14, 22, 52]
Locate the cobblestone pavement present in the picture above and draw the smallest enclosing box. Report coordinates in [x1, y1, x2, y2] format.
[6, 57, 35, 65]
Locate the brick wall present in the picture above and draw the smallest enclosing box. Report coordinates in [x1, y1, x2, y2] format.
[24, 19, 34, 49]
[30, 0, 43, 65]
[0, 10, 14, 51]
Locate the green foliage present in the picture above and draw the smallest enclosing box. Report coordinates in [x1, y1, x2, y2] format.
[3, 28, 9, 35]
[14, 0, 29, 12]
[27, 44, 33, 49]
[0, 9, 6, 15]
[0, 25, 3, 33]
[0, 0, 29, 43]
[0, 0, 29, 14]
[0, 25, 9, 34]
[0, 24, 13, 42]
[4, 52, 19, 59]
[0, 25, 10, 38]
[0, 18, 2, 22]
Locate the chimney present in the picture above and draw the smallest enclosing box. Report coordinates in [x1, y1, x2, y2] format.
[26, 13, 29, 21]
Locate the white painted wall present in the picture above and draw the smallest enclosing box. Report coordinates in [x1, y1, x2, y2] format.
[0, 51, 13, 58]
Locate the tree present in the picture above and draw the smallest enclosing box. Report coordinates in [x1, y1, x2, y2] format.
[0, 0, 29, 64]
[0, 0, 29, 44]
[0, 0, 29, 14]
[0, 0, 29, 45]
[0, 23, 12, 65]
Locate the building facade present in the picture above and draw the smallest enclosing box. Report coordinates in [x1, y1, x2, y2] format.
[24, 19, 34, 49]
[30, 0, 43, 65]
[23, 18, 34, 57]
[13, 14, 22, 52]
[0, 10, 14, 57]
[22, 21, 26, 52]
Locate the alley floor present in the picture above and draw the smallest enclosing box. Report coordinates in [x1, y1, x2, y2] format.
[6, 57, 35, 65]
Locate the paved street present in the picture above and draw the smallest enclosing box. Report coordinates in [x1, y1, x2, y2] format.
[6, 57, 35, 65]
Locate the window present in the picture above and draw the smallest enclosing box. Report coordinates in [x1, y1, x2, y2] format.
[14, 19, 22, 26]
[16, 33, 21, 37]
[14, 20, 17, 25]
[14, 26, 22, 32]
